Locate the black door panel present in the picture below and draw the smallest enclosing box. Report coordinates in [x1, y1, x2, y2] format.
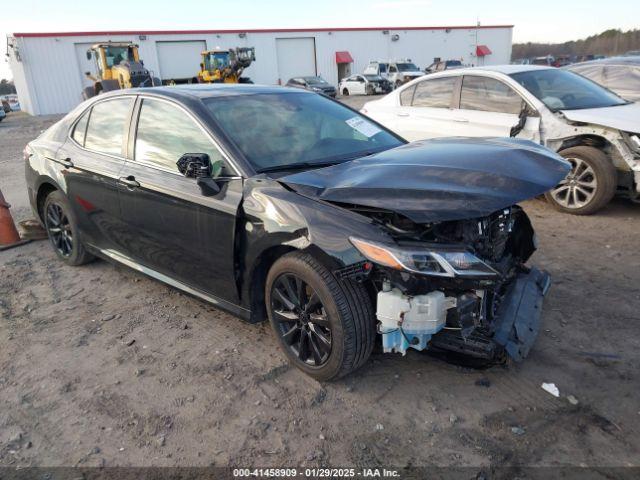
[57, 142, 127, 252]
[116, 161, 243, 303]
[57, 96, 135, 252]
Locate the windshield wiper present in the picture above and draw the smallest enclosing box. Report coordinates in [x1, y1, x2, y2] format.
[257, 148, 386, 174]
[257, 161, 339, 174]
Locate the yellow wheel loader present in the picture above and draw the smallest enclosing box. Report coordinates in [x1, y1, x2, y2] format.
[197, 47, 255, 84]
[82, 42, 159, 100]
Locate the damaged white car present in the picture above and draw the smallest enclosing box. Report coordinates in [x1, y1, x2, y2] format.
[362, 65, 640, 214]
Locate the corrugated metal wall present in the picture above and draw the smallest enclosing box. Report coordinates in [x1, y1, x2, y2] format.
[10, 27, 513, 115]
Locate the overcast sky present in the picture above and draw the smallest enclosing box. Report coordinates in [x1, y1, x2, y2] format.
[1, 0, 635, 79]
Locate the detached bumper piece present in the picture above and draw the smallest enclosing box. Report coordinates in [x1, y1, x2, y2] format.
[492, 267, 550, 361]
[429, 268, 550, 363]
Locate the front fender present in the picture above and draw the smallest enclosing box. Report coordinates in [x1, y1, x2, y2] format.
[238, 177, 391, 310]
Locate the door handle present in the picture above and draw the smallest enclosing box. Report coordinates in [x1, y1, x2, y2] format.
[453, 117, 469, 123]
[60, 158, 74, 168]
[396, 112, 410, 117]
[118, 176, 140, 189]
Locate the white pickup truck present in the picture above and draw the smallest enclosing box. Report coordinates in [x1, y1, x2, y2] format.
[363, 60, 424, 89]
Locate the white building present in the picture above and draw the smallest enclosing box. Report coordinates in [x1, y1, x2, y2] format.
[7, 25, 513, 115]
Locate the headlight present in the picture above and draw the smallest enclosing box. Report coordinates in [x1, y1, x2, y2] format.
[311, 87, 322, 92]
[349, 237, 498, 277]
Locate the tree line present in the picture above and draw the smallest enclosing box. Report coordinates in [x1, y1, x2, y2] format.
[512, 29, 640, 60]
[0, 79, 17, 95]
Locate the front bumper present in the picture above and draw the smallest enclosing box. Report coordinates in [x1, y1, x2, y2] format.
[492, 267, 550, 361]
[424, 268, 550, 362]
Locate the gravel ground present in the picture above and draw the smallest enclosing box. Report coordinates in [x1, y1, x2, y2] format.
[1, 103, 640, 470]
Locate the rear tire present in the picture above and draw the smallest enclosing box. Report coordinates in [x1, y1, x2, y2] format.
[266, 252, 375, 381]
[43, 191, 94, 266]
[342, 88, 349, 96]
[545, 146, 617, 215]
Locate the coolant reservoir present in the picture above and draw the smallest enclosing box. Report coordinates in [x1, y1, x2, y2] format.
[376, 289, 447, 355]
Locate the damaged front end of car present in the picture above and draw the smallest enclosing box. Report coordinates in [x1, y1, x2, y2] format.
[279, 137, 571, 364]
[345, 205, 549, 363]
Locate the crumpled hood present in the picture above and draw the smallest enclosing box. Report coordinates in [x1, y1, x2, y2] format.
[560, 102, 640, 132]
[280, 137, 570, 223]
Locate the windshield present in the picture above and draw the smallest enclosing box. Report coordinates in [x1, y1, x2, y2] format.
[397, 63, 419, 72]
[510, 69, 628, 111]
[204, 52, 230, 71]
[104, 46, 135, 67]
[305, 77, 328, 85]
[204, 92, 402, 172]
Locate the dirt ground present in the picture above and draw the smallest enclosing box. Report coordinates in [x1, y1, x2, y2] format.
[1, 102, 640, 471]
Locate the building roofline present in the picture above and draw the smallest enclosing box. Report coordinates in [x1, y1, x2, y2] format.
[12, 25, 514, 38]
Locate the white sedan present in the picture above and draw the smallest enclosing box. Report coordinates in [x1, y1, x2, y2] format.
[362, 65, 640, 215]
[338, 74, 386, 96]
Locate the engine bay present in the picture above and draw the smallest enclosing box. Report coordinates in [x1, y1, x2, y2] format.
[342, 204, 546, 363]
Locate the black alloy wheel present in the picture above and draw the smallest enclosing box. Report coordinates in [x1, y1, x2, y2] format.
[45, 201, 73, 258]
[43, 190, 93, 266]
[266, 252, 375, 381]
[271, 273, 332, 366]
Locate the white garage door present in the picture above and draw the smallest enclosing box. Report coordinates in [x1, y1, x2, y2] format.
[156, 40, 207, 82]
[276, 38, 316, 85]
[74, 41, 131, 88]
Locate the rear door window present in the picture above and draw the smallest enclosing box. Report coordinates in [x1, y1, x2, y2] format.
[411, 77, 457, 108]
[84, 97, 133, 156]
[71, 109, 90, 146]
[399, 85, 416, 106]
[460, 76, 523, 114]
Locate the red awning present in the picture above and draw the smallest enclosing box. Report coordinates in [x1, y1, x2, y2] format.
[476, 45, 492, 57]
[335, 51, 354, 64]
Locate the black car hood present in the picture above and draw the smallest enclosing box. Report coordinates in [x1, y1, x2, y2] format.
[279, 137, 571, 223]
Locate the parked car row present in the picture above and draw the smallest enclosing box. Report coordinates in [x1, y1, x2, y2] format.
[1, 96, 21, 120]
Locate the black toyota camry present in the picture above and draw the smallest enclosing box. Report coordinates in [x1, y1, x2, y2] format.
[25, 85, 570, 381]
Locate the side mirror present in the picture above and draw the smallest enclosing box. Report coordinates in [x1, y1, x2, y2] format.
[86, 51, 92, 60]
[84, 71, 91, 77]
[176, 153, 221, 196]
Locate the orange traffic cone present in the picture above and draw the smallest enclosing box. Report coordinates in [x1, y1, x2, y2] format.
[0, 189, 30, 251]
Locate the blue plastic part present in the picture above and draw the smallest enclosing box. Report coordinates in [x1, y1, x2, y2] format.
[381, 325, 445, 355]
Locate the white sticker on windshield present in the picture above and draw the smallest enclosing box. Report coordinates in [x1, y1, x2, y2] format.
[346, 116, 382, 138]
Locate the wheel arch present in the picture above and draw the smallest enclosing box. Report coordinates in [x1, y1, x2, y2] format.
[35, 179, 62, 223]
[246, 243, 346, 324]
[557, 134, 613, 154]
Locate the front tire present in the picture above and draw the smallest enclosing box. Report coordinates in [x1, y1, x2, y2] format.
[266, 252, 375, 381]
[342, 88, 349, 96]
[545, 146, 617, 215]
[43, 191, 94, 266]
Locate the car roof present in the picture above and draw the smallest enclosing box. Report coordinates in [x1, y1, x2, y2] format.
[107, 83, 309, 100]
[566, 56, 640, 67]
[416, 65, 554, 79]
[458, 64, 555, 75]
